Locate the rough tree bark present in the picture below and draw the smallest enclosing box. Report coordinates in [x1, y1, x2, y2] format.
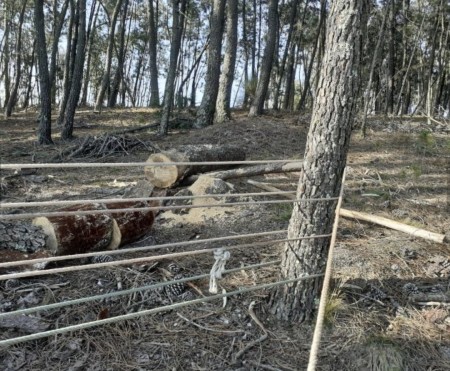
[148, 0, 160, 107]
[270, 0, 364, 322]
[193, 0, 226, 129]
[34, 0, 53, 144]
[159, 0, 187, 135]
[214, 0, 238, 123]
[61, 0, 86, 140]
[248, 0, 278, 116]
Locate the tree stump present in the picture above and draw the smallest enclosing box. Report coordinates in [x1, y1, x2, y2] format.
[144, 144, 246, 188]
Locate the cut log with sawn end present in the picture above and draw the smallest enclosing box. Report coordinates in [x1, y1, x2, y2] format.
[32, 203, 120, 256]
[144, 144, 246, 188]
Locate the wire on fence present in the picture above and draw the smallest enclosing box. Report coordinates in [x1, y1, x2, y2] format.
[0, 274, 324, 347]
[0, 234, 332, 281]
[0, 191, 298, 209]
[0, 230, 287, 268]
[0, 197, 338, 220]
[0, 261, 281, 319]
[0, 159, 301, 170]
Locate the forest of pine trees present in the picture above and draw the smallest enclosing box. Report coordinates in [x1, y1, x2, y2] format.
[0, 0, 448, 143]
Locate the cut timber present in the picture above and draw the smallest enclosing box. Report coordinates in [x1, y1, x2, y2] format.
[105, 201, 154, 247]
[184, 161, 302, 185]
[338, 209, 447, 244]
[144, 144, 246, 188]
[32, 203, 120, 255]
[247, 180, 447, 244]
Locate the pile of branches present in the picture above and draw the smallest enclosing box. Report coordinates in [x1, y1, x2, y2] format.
[54, 134, 158, 161]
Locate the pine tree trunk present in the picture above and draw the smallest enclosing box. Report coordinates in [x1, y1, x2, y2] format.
[2, 2, 11, 109]
[270, 0, 364, 322]
[34, 0, 53, 145]
[94, 0, 124, 112]
[215, 0, 238, 124]
[297, 0, 326, 111]
[49, 0, 70, 105]
[61, 0, 86, 140]
[248, 0, 278, 116]
[159, 0, 187, 135]
[57, 0, 76, 127]
[80, 1, 100, 106]
[108, 0, 129, 107]
[5, 0, 27, 117]
[148, 0, 160, 107]
[272, 0, 299, 111]
[193, 0, 226, 129]
[22, 41, 36, 110]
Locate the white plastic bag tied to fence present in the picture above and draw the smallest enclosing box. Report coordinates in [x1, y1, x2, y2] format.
[209, 248, 230, 294]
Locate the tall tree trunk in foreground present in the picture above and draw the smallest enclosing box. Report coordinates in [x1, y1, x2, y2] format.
[193, 0, 226, 129]
[148, 0, 160, 107]
[159, 0, 187, 135]
[248, 0, 278, 116]
[270, 0, 364, 322]
[2, 1, 11, 109]
[215, 0, 238, 123]
[34, 0, 53, 144]
[61, 0, 86, 140]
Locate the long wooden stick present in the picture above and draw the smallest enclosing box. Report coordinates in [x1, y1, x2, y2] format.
[247, 180, 447, 244]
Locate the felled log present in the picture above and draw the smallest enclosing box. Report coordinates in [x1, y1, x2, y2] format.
[247, 180, 448, 244]
[32, 203, 120, 255]
[183, 161, 302, 185]
[105, 201, 154, 247]
[0, 250, 52, 273]
[144, 144, 246, 188]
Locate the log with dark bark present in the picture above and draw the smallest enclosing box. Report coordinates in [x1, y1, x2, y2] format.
[183, 161, 302, 185]
[0, 221, 47, 252]
[105, 201, 154, 247]
[32, 203, 120, 255]
[144, 144, 246, 188]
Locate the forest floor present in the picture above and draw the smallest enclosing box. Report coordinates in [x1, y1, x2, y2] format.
[0, 108, 449, 371]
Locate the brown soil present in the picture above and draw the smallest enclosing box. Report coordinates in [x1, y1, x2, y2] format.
[0, 107, 449, 371]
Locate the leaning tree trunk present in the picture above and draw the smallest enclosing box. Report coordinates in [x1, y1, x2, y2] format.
[34, 0, 53, 144]
[193, 0, 226, 129]
[215, 0, 238, 124]
[248, 0, 278, 117]
[270, 0, 364, 322]
[61, 0, 86, 140]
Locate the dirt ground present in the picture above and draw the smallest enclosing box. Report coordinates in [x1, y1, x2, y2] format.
[0, 107, 449, 371]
